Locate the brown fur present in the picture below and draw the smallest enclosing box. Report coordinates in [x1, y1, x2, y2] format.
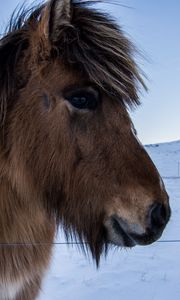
[0, 1, 170, 299]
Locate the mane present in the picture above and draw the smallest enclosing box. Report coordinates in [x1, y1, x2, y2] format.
[0, 0, 146, 126]
[0, 4, 43, 127]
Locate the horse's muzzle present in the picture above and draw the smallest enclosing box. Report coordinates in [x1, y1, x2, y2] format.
[104, 202, 171, 247]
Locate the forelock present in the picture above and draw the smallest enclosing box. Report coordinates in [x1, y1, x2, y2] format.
[52, 1, 146, 107]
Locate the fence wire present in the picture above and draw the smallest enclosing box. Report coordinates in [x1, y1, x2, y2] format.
[0, 240, 179, 246]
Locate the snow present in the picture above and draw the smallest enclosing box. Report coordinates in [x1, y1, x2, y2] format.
[38, 140, 180, 300]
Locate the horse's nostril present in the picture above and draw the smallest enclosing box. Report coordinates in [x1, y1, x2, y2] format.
[148, 203, 170, 231]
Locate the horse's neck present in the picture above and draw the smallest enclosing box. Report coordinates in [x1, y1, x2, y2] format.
[0, 176, 45, 241]
[0, 156, 54, 243]
[0, 173, 55, 297]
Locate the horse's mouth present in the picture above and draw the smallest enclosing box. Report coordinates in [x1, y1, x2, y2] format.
[104, 215, 166, 248]
[110, 216, 136, 247]
[104, 216, 136, 248]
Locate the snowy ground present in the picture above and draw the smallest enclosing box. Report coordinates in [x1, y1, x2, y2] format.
[39, 140, 180, 300]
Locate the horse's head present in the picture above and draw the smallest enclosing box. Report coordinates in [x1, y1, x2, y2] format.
[0, 0, 170, 263]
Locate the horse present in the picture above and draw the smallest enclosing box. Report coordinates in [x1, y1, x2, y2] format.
[0, 0, 170, 299]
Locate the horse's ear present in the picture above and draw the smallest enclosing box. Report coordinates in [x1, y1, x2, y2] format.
[48, 0, 71, 43]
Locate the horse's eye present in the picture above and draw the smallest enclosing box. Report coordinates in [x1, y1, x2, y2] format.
[65, 87, 99, 110]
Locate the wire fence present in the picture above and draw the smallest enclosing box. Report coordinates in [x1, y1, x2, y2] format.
[0, 239, 180, 247]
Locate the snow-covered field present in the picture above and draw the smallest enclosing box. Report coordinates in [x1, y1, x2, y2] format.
[39, 140, 180, 300]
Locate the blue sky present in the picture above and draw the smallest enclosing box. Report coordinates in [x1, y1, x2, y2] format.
[0, 0, 179, 144]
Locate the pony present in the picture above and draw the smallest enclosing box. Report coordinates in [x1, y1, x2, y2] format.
[0, 0, 170, 299]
